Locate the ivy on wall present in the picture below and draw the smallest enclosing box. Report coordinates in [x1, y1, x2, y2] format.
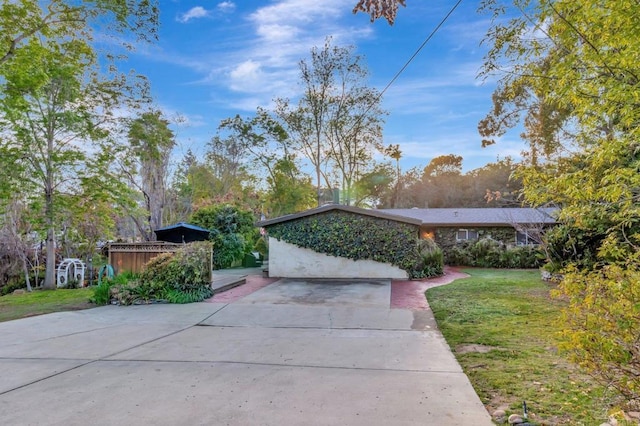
[266, 210, 442, 279]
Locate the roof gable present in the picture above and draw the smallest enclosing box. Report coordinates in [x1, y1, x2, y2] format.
[257, 204, 423, 227]
[154, 222, 210, 233]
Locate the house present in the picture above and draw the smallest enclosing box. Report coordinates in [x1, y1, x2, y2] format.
[257, 204, 422, 279]
[257, 205, 557, 279]
[382, 207, 558, 249]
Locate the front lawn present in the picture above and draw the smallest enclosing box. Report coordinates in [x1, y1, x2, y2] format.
[0, 288, 96, 323]
[427, 269, 624, 425]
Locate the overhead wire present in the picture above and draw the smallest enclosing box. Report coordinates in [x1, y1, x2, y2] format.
[377, 0, 464, 100]
[350, 0, 464, 130]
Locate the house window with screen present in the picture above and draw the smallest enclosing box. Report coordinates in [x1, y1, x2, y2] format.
[456, 229, 478, 242]
[516, 230, 538, 246]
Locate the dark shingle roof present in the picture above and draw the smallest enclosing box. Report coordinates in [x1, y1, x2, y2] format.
[154, 222, 210, 233]
[154, 222, 211, 243]
[381, 208, 558, 227]
[257, 204, 423, 227]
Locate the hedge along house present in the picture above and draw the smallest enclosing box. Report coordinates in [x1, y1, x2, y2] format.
[381, 207, 558, 250]
[256, 204, 424, 279]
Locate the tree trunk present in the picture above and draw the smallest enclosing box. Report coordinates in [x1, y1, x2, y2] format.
[44, 227, 56, 289]
[22, 259, 32, 292]
[44, 157, 56, 289]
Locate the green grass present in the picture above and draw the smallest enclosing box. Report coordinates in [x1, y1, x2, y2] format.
[0, 287, 96, 323]
[427, 269, 624, 425]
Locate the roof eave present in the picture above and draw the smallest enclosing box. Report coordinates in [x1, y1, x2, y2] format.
[257, 204, 423, 227]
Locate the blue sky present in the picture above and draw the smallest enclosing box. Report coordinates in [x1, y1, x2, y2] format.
[125, 0, 525, 174]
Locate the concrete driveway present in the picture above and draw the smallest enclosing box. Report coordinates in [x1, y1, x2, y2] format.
[0, 276, 492, 425]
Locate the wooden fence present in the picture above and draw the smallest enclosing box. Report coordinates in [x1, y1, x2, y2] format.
[107, 242, 182, 275]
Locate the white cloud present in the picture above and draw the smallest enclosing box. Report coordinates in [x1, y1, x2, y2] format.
[217, 1, 236, 13]
[248, 0, 349, 25]
[229, 60, 265, 92]
[151, 1, 375, 113]
[177, 6, 209, 23]
[256, 24, 301, 41]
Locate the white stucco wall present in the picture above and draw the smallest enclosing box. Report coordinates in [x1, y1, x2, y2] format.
[268, 237, 409, 279]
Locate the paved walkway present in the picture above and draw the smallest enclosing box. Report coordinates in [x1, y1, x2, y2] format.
[0, 269, 491, 425]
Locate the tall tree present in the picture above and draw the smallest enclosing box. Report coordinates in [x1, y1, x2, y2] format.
[206, 135, 255, 200]
[263, 157, 316, 217]
[383, 144, 402, 207]
[0, 1, 157, 68]
[275, 38, 385, 206]
[218, 109, 315, 216]
[353, 163, 395, 208]
[0, 2, 157, 289]
[126, 111, 176, 240]
[166, 149, 198, 222]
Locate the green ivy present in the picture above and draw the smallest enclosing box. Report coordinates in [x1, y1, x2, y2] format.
[266, 210, 442, 279]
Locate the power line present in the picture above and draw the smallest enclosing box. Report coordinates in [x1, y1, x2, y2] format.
[378, 0, 464, 99]
[348, 0, 463, 141]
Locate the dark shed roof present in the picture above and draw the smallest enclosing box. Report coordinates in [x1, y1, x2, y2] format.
[256, 204, 423, 228]
[154, 222, 211, 243]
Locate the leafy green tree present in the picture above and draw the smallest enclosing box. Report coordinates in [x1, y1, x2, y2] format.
[218, 108, 315, 216]
[165, 149, 198, 223]
[264, 157, 316, 217]
[205, 135, 255, 200]
[0, 2, 157, 289]
[480, 0, 640, 400]
[468, 157, 522, 206]
[0, 0, 157, 69]
[275, 38, 385, 206]
[126, 110, 176, 240]
[190, 204, 257, 269]
[422, 154, 463, 178]
[418, 155, 466, 208]
[353, 163, 395, 208]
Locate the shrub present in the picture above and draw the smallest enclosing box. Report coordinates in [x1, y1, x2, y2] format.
[444, 243, 473, 266]
[409, 239, 444, 279]
[164, 286, 214, 304]
[444, 239, 543, 268]
[556, 260, 640, 400]
[543, 224, 602, 270]
[95, 243, 215, 305]
[1, 280, 26, 296]
[189, 204, 258, 269]
[210, 232, 245, 269]
[91, 271, 139, 305]
[469, 238, 504, 267]
[138, 241, 214, 303]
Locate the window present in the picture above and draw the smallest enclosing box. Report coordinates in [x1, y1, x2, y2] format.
[516, 230, 538, 246]
[456, 229, 478, 242]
